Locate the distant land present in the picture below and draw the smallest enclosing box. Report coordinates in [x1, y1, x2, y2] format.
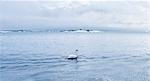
[0, 28, 150, 34]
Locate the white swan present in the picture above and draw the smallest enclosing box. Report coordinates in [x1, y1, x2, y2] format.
[67, 50, 78, 60]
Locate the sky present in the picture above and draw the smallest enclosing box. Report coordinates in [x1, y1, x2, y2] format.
[0, 0, 150, 31]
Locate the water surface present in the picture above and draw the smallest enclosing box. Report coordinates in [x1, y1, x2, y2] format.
[0, 32, 150, 81]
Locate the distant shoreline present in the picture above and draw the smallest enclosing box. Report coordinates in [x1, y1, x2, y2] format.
[0, 29, 150, 34]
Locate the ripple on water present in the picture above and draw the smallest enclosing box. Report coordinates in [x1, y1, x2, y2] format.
[0, 56, 68, 71]
[25, 71, 114, 81]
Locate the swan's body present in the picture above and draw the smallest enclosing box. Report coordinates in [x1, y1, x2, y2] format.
[67, 54, 78, 60]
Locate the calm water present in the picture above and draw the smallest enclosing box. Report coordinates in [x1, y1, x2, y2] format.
[0, 32, 150, 81]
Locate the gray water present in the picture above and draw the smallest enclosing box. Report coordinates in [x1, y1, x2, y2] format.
[0, 32, 150, 81]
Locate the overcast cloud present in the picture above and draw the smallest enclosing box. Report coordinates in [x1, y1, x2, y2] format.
[0, 0, 150, 30]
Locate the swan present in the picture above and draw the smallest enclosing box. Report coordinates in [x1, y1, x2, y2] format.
[67, 50, 78, 60]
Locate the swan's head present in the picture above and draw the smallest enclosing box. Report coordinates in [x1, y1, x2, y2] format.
[75, 49, 78, 52]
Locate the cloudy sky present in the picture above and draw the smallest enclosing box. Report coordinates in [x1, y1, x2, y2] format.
[0, 0, 150, 30]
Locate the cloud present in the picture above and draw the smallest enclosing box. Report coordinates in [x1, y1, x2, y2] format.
[0, 0, 150, 30]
